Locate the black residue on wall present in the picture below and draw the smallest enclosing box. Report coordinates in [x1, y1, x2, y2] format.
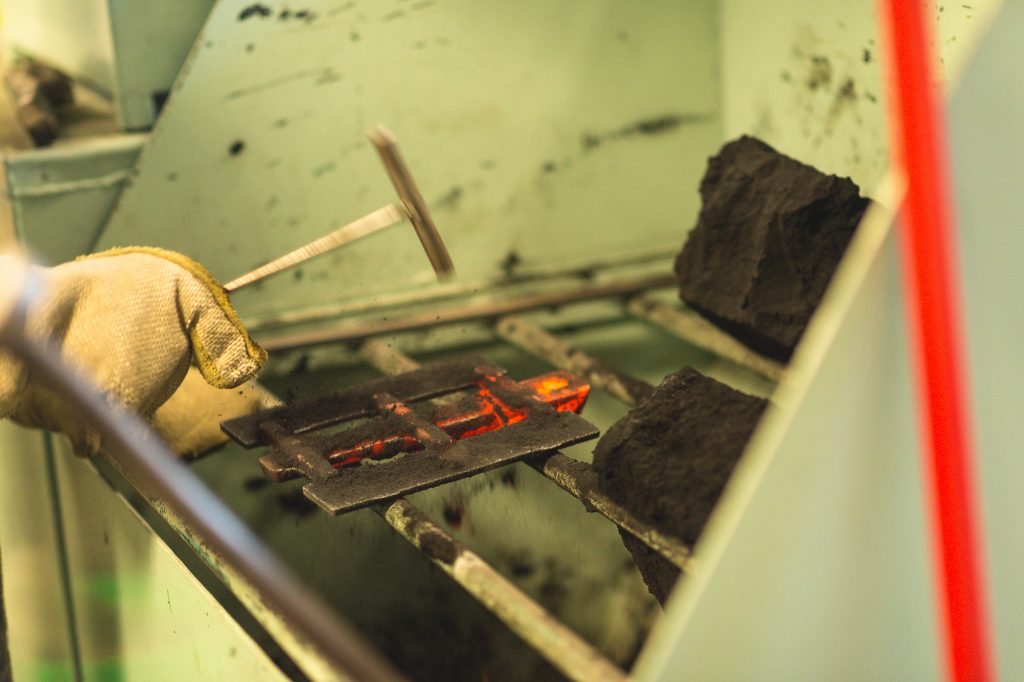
[862, 48, 872, 63]
[276, 488, 317, 518]
[238, 3, 272, 21]
[500, 250, 521, 278]
[540, 160, 557, 173]
[288, 354, 311, 377]
[806, 55, 833, 91]
[279, 8, 318, 22]
[315, 67, 343, 86]
[312, 161, 336, 177]
[442, 503, 464, 530]
[229, 140, 246, 156]
[580, 113, 711, 152]
[434, 186, 463, 211]
[243, 476, 270, 491]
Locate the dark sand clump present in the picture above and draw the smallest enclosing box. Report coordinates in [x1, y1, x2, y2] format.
[675, 135, 869, 361]
[592, 367, 768, 604]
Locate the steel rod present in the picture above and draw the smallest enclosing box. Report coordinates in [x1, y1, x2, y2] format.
[263, 274, 676, 352]
[495, 315, 654, 406]
[359, 339, 690, 571]
[0, 272, 404, 682]
[224, 203, 406, 293]
[626, 293, 784, 382]
[377, 498, 627, 682]
[244, 245, 677, 333]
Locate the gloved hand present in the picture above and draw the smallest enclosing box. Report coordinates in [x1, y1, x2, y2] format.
[0, 247, 267, 455]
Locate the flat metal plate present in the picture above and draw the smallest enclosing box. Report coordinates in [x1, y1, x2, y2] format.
[221, 353, 504, 447]
[304, 409, 598, 515]
[222, 354, 599, 515]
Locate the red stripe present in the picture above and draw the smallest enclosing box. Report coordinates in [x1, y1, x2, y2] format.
[878, 2, 993, 680]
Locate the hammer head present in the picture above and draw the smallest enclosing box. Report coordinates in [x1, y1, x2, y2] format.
[368, 125, 455, 281]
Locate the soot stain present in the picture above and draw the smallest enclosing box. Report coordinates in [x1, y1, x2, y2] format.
[540, 160, 557, 173]
[580, 113, 709, 152]
[434, 186, 463, 211]
[500, 250, 521, 278]
[500, 468, 517, 488]
[288, 354, 311, 377]
[276, 488, 318, 518]
[806, 55, 833, 91]
[312, 161, 337, 177]
[315, 67, 343, 86]
[244, 476, 270, 491]
[508, 551, 534, 578]
[238, 3, 272, 21]
[279, 8, 318, 22]
[229, 140, 246, 156]
[442, 504, 464, 530]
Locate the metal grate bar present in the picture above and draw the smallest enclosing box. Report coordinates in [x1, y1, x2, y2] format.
[377, 498, 628, 682]
[359, 340, 690, 571]
[626, 293, 784, 381]
[261, 274, 676, 352]
[495, 316, 654, 406]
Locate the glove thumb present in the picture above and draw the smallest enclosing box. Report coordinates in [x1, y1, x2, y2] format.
[134, 248, 267, 389]
[183, 277, 266, 389]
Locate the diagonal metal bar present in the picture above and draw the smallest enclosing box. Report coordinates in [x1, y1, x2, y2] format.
[627, 293, 784, 382]
[376, 498, 628, 682]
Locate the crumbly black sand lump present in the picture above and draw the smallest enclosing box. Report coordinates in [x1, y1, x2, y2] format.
[592, 367, 768, 604]
[675, 135, 870, 361]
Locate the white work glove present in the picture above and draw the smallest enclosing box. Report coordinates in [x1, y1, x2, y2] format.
[0, 247, 267, 455]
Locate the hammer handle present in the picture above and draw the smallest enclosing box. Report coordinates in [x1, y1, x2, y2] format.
[223, 203, 405, 293]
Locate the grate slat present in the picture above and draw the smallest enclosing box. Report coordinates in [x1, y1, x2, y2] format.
[627, 293, 784, 381]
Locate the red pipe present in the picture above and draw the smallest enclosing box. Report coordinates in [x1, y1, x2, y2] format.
[878, 2, 994, 680]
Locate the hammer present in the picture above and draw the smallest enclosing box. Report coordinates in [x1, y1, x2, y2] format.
[223, 124, 454, 293]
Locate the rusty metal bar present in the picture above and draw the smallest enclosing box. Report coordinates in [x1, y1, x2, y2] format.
[359, 340, 690, 572]
[377, 498, 628, 682]
[262, 274, 676, 352]
[526, 452, 690, 571]
[626, 293, 785, 382]
[495, 315, 654, 406]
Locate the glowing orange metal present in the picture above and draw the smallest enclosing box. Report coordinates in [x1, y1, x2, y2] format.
[325, 371, 589, 469]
